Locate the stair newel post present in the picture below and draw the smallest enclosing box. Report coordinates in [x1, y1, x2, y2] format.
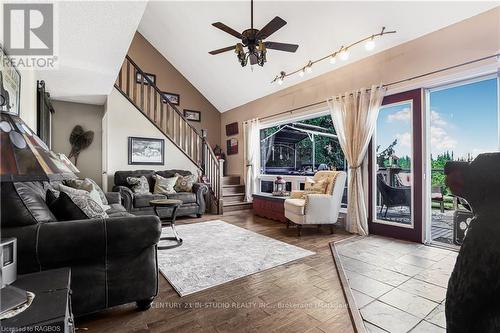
[201, 129, 208, 174]
[218, 159, 225, 214]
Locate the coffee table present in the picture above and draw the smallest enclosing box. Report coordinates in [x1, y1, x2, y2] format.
[150, 199, 183, 249]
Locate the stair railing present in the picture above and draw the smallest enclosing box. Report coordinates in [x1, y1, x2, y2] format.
[115, 55, 222, 213]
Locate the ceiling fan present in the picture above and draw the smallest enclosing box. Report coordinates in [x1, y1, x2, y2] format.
[209, 0, 299, 67]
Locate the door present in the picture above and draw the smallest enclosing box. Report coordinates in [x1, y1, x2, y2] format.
[369, 89, 423, 242]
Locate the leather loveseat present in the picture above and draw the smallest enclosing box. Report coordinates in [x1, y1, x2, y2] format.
[112, 169, 208, 218]
[0, 181, 161, 317]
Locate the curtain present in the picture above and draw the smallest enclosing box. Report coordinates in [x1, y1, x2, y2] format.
[328, 85, 386, 235]
[244, 118, 260, 202]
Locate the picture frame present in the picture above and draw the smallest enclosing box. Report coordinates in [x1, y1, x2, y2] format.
[128, 137, 164, 165]
[183, 109, 201, 122]
[135, 71, 156, 85]
[227, 138, 238, 155]
[162, 91, 180, 105]
[225, 122, 238, 136]
[0, 46, 21, 116]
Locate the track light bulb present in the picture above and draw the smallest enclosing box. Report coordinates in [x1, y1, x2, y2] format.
[329, 55, 337, 64]
[278, 78, 283, 85]
[298, 69, 305, 77]
[365, 39, 375, 51]
[339, 49, 350, 61]
[306, 65, 313, 73]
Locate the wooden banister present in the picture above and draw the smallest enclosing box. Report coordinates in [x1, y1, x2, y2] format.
[114, 56, 223, 214]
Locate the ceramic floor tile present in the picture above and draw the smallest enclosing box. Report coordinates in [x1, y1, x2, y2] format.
[361, 300, 420, 333]
[346, 271, 393, 299]
[410, 320, 446, 333]
[365, 322, 389, 333]
[398, 278, 447, 303]
[397, 254, 437, 268]
[414, 268, 451, 288]
[425, 303, 446, 328]
[351, 289, 374, 308]
[379, 288, 439, 319]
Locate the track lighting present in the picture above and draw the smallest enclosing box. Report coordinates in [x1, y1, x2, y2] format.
[272, 27, 396, 84]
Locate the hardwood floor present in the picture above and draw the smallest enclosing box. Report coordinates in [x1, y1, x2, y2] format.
[77, 211, 355, 333]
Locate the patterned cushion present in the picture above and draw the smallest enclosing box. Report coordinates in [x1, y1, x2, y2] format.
[64, 179, 93, 192]
[60, 181, 109, 211]
[85, 178, 108, 205]
[153, 174, 178, 194]
[304, 177, 328, 195]
[127, 176, 151, 194]
[174, 173, 197, 192]
[314, 171, 341, 195]
[47, 189, 108, 220]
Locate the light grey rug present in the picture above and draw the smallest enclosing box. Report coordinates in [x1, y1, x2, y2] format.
[158, 220, 315, 296]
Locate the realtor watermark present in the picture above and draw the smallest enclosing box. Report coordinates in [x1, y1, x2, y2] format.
[2, 2, 58, 70]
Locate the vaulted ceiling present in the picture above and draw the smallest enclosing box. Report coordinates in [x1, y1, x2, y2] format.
[138, 1, 498, 112]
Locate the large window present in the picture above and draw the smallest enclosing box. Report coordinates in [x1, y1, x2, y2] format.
[260, 114, 346, 175]
[427, 76, 499, 246]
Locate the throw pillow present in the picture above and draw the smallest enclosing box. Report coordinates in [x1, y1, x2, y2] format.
[174, 173, 197, 192]
[304, 177, 328, 195]
[126, 176, 151, 194]
[153, 174, 178, 194]
[63, 179, 110, 210]
[85, 178, 108, 205]
[47, 186, 108, 220]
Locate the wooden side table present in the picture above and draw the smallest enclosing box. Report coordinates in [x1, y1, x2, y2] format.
[150, 199, 183, 249]
[1, 267, 74, 333]
[252, 193, 289, 223]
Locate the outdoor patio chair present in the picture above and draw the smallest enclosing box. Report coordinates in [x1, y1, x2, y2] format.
[432, 186, 445, 213]
[377, 173, 411, 217]
[284, 171, 347, 236]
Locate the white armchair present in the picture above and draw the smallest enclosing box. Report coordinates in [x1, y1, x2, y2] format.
[284, 171, 347, 236]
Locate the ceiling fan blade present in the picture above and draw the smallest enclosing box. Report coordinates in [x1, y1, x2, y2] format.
[264, 41, 299, 53]
[256, 16, 287, 40]
[209, 45, 236, 55]
[212, 22, 243, 39]
[249, 53, 258, 65]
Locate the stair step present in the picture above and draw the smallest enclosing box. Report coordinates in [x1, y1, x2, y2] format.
[223, 184, 245, 195]
[223, 193, 246, 203]
[222, 175, 240, 186]
[223, 201, 253, 212]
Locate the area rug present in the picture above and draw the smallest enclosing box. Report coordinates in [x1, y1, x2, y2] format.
[157, 220, 315, 296]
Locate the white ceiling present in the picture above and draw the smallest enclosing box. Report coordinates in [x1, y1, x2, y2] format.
[36, 1, 148, 105]
[138, 1, 498, 112]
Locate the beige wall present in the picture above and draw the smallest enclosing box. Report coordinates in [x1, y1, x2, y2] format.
[127, 32, 221, 147]
[102, 87, 199, 191]
[221, 8, 500, 176]
[51, 100, 104, 186]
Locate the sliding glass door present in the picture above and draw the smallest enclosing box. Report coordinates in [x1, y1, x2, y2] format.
[425, 75, 499, 246]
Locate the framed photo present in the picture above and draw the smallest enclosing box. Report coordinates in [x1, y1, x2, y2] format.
[183, 109, 201, 122]
[227, 138, 238, 155]
[128, 137, 164, 165]
[162, 91, 180, 105]
[225, 122, 238, 136]
[0, 46, 21, 116]
[135, 71, 156, 85]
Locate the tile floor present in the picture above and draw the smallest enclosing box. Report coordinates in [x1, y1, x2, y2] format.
[336, 236, 458, 333]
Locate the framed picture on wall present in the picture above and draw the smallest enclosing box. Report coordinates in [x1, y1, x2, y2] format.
[162, 92, 180, 105]
[128, 137, 164, 165]
[135, 71, 156, 85]
[225, 122, 238, 136]
[183, 109, 201, 122]
[226, 138, 238, 155]
[0, 46, 21, 116]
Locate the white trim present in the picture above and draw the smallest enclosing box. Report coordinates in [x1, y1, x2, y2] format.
[259, 106, 330, 129]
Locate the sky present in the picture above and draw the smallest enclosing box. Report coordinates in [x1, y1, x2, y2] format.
[377, 77, 499, 161]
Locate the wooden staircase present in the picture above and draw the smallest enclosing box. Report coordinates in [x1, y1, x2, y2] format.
[222, 175, 252, 212]
[114, 55, 223, 213]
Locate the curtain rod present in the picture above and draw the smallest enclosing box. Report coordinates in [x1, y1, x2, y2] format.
[259, 53, 499, 122]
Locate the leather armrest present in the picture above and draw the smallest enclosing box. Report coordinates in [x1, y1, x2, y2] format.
[192, 183, 208, 215]
[36, 215, 161, 268]
[112, 185, 134, 211]
[105, 191, 121, 205]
